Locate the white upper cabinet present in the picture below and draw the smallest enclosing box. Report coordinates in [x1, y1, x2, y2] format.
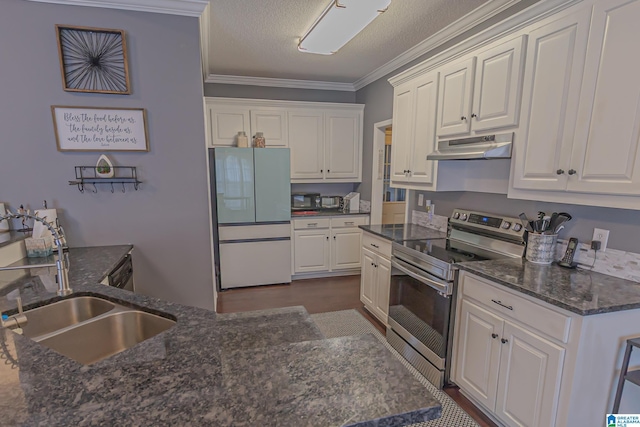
[207, 107, 250, 147]
[472, 36, 526, 132]
[437, 58, 475, 137]
[512, 0, 640, 207]
[437, 35, 525, 138]
[325, 111, 361, 180]
[568, 0, 640, 195]
[391, 71, 439, 188]
[250, 110, 288, 147]
[513, 9, 591, 191]
[289, 110, 324, 180]
[205, 98, 363, 183]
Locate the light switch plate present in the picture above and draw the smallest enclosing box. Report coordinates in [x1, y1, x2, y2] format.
[592, 228, 610, 252]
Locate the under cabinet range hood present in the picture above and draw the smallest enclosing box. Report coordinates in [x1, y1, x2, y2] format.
[427, 133, 513, 160]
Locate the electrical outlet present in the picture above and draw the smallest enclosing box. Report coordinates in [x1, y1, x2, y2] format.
[418, 194, 424, 207]
[592, 228, 610, 252]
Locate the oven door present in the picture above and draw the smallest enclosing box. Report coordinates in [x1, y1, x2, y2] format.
[388, 256, 452, 387]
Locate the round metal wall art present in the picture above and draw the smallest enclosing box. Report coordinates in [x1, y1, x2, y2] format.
[56, 25, 131, 95]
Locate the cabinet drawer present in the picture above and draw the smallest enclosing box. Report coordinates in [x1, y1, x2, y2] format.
[362, 232, 392, 258]
[331, 216, 369, 228]
[461, 273, 572, 343]
[293, 218, 330, 230]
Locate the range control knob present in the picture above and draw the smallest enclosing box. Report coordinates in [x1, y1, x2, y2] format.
[460, 213, 468, 221]
[502, 221, 511, 229]
[512, 223, 523, 232]
[453, 212, 460, 219]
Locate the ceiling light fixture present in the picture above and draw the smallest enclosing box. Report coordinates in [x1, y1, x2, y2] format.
[298, 0, 391, 55]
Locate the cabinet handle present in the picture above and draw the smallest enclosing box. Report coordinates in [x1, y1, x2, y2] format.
[556, 169, 565, 175]
[308, 223, 317, 227]
[501, 338, 509, 344]
[345, 221, 354, 225]
[371, 262, 375, 266]
[321, 169, 323, 173]
[491, 299, 513, 310]
[471, 113, 477, 118]
[327, 170, 330, 173]
[326, 236, 329, 240]
[461, 116, 467, 121]
[491, 333, 498, 339]
[333, 236, 336, 239]
[370, 243, 379, 248]
[568, 169, 576, 175]
[375, 264, 378, 268]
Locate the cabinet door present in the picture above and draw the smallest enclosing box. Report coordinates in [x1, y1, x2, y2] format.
[208, 107, 250, 147]
[373, 256, 391, 324]
[471, 36, 525, 132]
[408, 71, 439, 185]
[495, 322, 565, 427]
[568, 0, 640, 195]
[250, 110, 288, 147]
[293, 229, 329, 273]
[390, 84, 413, 183]
[454, 299, 503, 411]
[289, 111, 324, 180]
[331, 228, 362, 270]
[360, 248, 377, 308]
[325, 111, 361, 180]
[437, 57, 475, 137]
[512, 10, 590, 191]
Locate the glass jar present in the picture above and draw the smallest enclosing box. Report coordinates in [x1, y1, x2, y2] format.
[253, 132, 266, 148]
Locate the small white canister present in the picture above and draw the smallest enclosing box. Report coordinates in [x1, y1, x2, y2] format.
[526, 233, 558, 264]
[236, 131, 249, 148]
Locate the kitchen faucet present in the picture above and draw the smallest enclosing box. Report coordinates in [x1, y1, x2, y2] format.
[0, 211, 72, 297]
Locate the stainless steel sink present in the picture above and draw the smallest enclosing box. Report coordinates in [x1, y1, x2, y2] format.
[17, 295, 176, 365]
[21, 296, 115, 338]
[37, 310, 175, 365]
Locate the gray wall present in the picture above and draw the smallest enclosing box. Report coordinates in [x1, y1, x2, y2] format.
[0, 0, 214, 309]
[355, 0, 640, 254]
[409, 192, 640, 253]
[204, 83, 356, 103]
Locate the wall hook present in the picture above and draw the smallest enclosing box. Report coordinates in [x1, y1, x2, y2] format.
[121, 182, 126, 193]
[110, 182, 115, 193]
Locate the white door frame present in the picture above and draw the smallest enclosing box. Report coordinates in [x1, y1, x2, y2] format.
[370, 119, 392, 225]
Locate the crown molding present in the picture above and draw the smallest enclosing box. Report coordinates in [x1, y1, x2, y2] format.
[25, 0, 208, 17]
[204, 97, 364, 111]
[387, 0, 582, 87]
[205, 74, 356, 92]
[199, 3, 210, 79]
[353, 0, 522, 91]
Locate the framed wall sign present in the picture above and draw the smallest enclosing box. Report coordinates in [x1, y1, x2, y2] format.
[51, 106, 149, 152]
[56, 25, 131, 94]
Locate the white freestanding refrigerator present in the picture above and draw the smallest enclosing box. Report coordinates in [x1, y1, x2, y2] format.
[209, 148, 291, 290]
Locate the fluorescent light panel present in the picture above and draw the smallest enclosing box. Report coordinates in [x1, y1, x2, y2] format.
[298, 0, 391, 55]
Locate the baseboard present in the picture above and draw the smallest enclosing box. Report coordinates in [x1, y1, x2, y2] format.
[292, 269, 360, 281]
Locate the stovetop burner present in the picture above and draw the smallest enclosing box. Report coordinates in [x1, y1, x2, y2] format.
[398, 238, 490, 264]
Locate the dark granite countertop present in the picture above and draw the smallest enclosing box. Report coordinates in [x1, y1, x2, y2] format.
[359, 224, 447, 242]
[0, 231, 30, 249]
[0, 246, 441, 426]
[291, 209, 370, 218]
[457, 258, 640, 316]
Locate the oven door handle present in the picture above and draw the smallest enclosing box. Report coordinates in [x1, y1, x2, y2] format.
[392, 257, 452, 296]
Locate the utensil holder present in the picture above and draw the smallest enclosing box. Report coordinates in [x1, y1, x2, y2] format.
[526, 233, 558, 264]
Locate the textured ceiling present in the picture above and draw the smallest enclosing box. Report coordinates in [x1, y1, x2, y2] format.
[207, 0, 488, 83]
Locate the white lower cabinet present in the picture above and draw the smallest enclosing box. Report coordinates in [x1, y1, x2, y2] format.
[292, 216, 368, 276]
[360, 232, 392, 325]
[453, 272, 566, 427]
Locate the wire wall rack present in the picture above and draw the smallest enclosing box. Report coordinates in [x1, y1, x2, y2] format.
[69, 166, 142, 193]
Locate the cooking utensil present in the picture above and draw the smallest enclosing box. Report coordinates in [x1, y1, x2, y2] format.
[553, 212, 572, 233]
[519, 213, 534, 232]
[548, 212, 559, 232]
[538, 211, 546, 220]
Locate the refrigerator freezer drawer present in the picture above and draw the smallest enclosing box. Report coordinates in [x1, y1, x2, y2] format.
[219, 239, 291, 289]
[219, 223, 290, 241]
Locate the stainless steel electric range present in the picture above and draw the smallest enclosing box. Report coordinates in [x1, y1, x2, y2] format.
[387, 209, 526, 389]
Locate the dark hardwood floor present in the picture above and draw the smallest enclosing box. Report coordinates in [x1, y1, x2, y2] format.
[217, 275, 497, 427]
